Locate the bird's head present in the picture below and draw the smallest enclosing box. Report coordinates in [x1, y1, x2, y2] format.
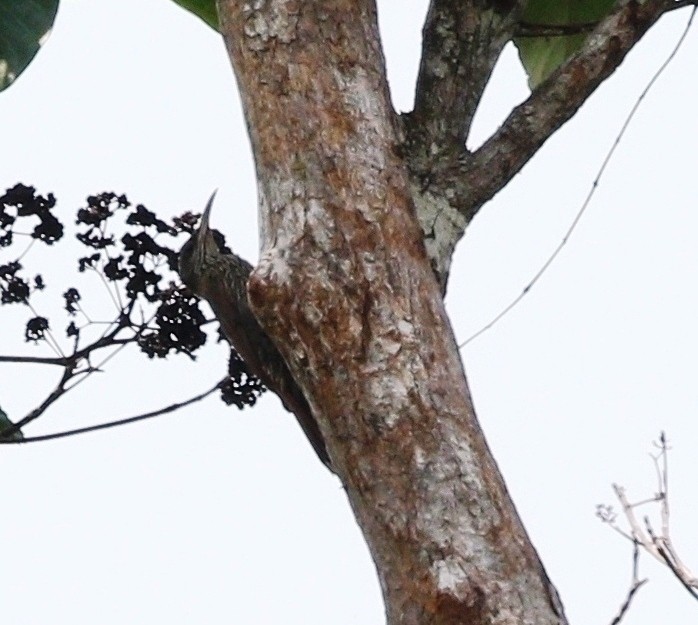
[178, 191, 223, 295]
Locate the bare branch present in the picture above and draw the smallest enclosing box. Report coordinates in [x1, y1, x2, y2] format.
[460, 0, 688, 218]
[608, 542, 648, 625]
[0, 381, 221, 444]
[596, 503, 635, 542]
[0, 354, 68, 366]
[401, 1, 694, 290]
[0, 335, 132, 368]
[13, 364, 74, 432]
[607, 434, 698, 603]
[646, 522, 698, 600]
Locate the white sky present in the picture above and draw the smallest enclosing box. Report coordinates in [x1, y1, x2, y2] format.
[1, 1, 697, 624]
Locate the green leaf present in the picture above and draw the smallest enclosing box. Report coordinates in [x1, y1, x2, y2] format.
[170, 0, 219, 32]
[0, 0, 59, 92]
[0, 406, 23, 441]
[513, 0, 615, 89]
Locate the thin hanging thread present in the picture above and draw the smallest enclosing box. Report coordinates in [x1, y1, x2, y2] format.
[459, 6, 697, 350]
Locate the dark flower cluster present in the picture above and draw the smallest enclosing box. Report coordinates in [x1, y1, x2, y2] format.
[220, 349, 266, 409]
[1, 185, 265, 412]
[0, 183, 64, 248]
[0, 261, 30, 304]
[0, 185, 59, 305]
[75, 192, 179, 303]
[138, 284, 207, 358]
[25, 316, 50, 343]
[0, 262, 45, 305]
[63, 287, 81, 315]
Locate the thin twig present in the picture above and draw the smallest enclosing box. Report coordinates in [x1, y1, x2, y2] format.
[0, 334, 133, 368]
[607, 435, 698, 602]
[0, 354, 68, 366]
[0, 381, 221, 444]
[90, 264, 122, 313]
[16, 238, 35, 263]
[646, 522, 698, 600]
[608, 542, 648, 625]
[9, 364, 75, 434]
[0, 316, 137, 435]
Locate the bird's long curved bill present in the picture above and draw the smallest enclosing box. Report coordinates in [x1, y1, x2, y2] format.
[196, 189, 217, 242]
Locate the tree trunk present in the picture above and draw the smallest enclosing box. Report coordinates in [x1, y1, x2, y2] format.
[216, 0, 675, 622]
[218, 2, 564, 623]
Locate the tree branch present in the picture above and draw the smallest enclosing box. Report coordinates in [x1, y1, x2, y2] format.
[610, 580, 647, 625]
[0, 335, 132, 368]
[608, 542, 648, 625]
[408, 1, 523, 154]
[402, 1, 524, 289]
[12, 364, 74, 432]
[459, 0, 681, 218]
[400, 1, 689, 290]
[604, 434, 698, 602]
[0, 354, 68, 366]
[0, 314, 139, 438]
[0, 381, 221, 444]
[646, 522, 698, 600]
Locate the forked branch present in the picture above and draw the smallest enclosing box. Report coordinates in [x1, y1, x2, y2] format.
[460, 0, 685, 218]
[599, 433, 698, 602]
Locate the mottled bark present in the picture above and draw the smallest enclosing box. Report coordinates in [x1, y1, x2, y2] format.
[404, 1, 523, 290]
[218, 1, 563, 624]
[410, 1, 520, 158]
[455, 0, 673, 218]
[214, 0, 679, 623]
[403, 0, 675, 288]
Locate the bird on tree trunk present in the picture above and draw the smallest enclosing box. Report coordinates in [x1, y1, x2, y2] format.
[178, 192, 332, 471]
